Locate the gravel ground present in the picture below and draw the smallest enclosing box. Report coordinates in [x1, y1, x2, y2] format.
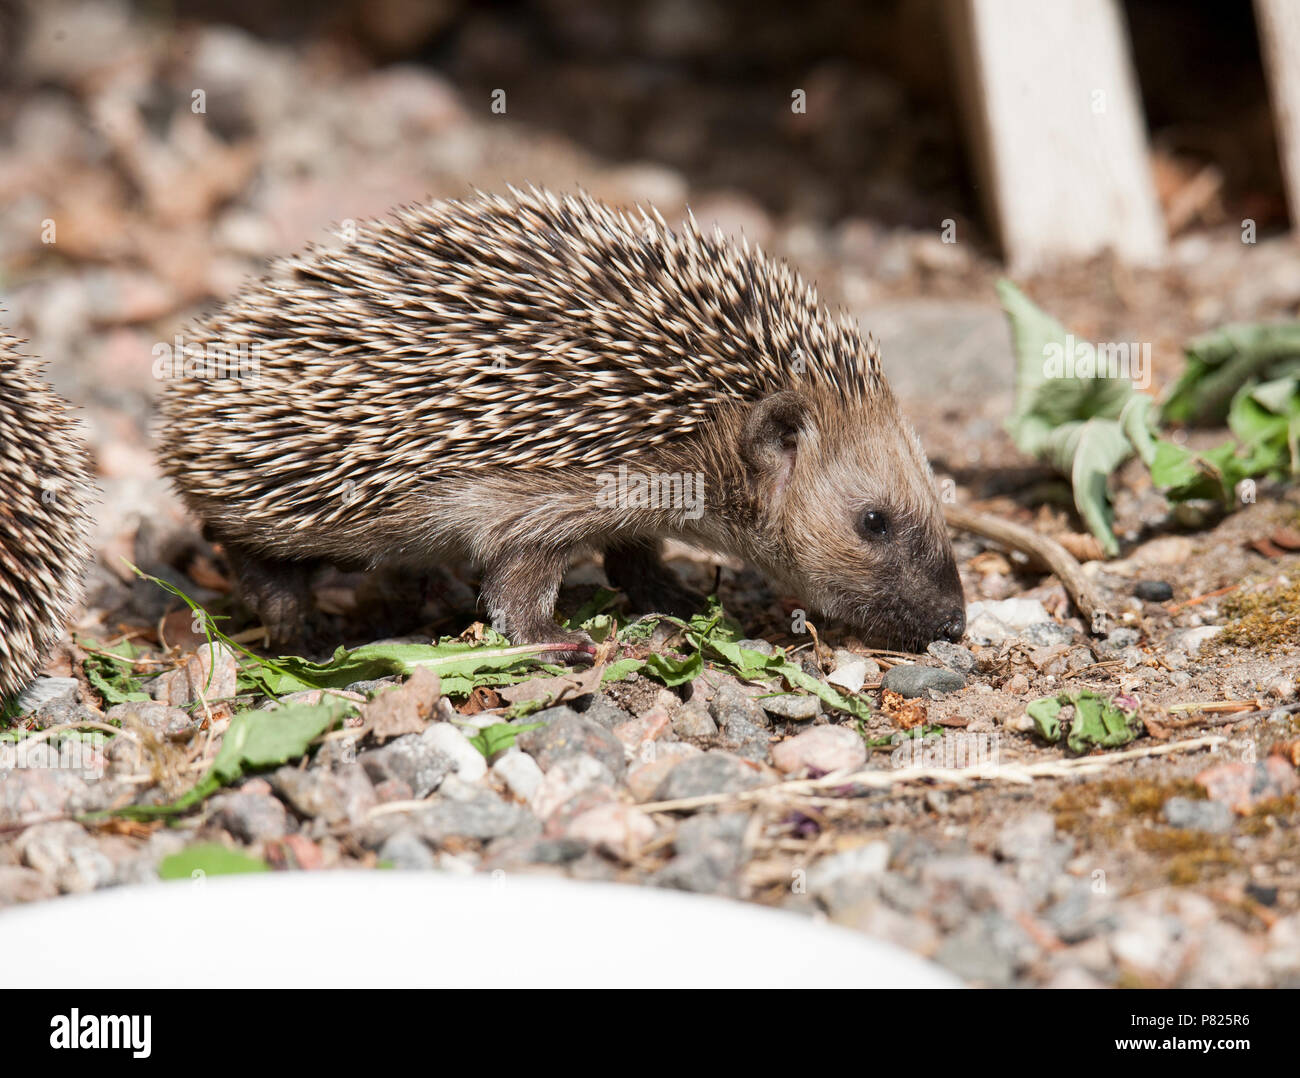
[2, 2, 1299, 988]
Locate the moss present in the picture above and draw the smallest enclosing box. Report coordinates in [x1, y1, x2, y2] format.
[1220, 579, 1300, 649]
[1166, 846, 1240, 885]
[1052, 777, 1203, 835]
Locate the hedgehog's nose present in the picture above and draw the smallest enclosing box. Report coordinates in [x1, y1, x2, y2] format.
[937, 609, 966, 643]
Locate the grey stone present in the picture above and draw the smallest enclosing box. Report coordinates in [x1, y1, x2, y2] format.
[653, 752, 766, 800]
[672, 706, 718, 739]
[735, 638, 775, 656]
[13, 677, 80, 715]
[1134, 580, 1174, 602]
[1163, 796, 1234, 834]
[1098, 627, 1141, 652]
[378, 830, 437, 871]
[881, 664, 965, 698]
[578, 695, 633, 730]
[209, 789, 292, 841]
[758, 693, 822, 720]
[926, 641, 976, 675]
[708, 681, 770, 729]
[517, 712, 626, 776]
[1021, 621, 1075, 647]
[934, 912, 1035, 987]
[359, 733, 453, 798]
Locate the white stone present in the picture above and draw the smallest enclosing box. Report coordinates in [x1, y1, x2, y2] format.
[421, 723, 486, 782]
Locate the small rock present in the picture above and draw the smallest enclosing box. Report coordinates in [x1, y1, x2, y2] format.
[736, 638, 775, 656]
[360, 732, 453, 797]
[491, 748, 544, 804]
[1134, 580, 1174, 602]
[578, 695, 634, 730]
[421, 723, 487, 782]
[826, 654, 872, 692]
[995, 811, 1058, 862]
[612, 707, 671, 753]
[881, 664, 965, 698]
[672, 705, 718, 739]
[965, 598, 1052, 645]
[0, 865, 59, 906]
[771, 725, 867, 774]
[807, 840, 890, 896]
[1097, 627, 1141, 652]
[1168, 625, 1222, 657]
[13, 677, 80, 715]
[926, 641, 975, 675]
[708, 681, 770, 730]
[208, 788, 291, 841]
[1195, 757, 1299, 814]
[758, 693, 822, 721]
[531, 754, 619, 821]
[517, 712, 625, 776]
[1162, 796, 1234, 834]
[566, 803, 655, 856]
[653, 752, 767, 800]
[1181, 921, 1269, 988]
[270, 764, 376, 827]
[106, 700, 198, 738]
[1129, 535, 1194, 567]
[1021, 621, 1075, 647]
[625, 743, 700, 801]
[410, 794, 538, 845]
[377, 830, 437, 871]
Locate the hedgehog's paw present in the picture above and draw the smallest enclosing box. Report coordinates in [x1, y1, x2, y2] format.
[524, 626, 598, 666]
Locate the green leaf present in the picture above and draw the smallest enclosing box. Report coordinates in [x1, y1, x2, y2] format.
[466, 721, 544, 758]
[1163, 322, 1300, 425]
[158, 843, 268, 879]
[1026, 691, 1140, 754]
[998, 280, 1154, 554]
[82, 639, 150, 705]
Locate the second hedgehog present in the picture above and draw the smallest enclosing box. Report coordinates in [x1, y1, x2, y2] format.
[158, 189, 965, 656]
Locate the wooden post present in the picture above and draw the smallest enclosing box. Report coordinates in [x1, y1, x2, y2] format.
[1256, 0, 1300, 231]
[945, 0, 1167, 271]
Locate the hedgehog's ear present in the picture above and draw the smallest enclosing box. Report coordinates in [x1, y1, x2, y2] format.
[740, 390, 807, 493]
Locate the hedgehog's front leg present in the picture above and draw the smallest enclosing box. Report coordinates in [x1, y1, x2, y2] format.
[604, 539, 706, 621]
[480, 546, 596, 663]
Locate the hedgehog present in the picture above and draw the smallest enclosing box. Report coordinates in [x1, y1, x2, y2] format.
[0, 332, 94, 703]
[157, 188, 965, 657]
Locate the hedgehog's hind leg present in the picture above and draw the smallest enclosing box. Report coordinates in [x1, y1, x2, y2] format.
[604, 539, 706, 621]
[223, 542, 326, 650]
[480, 546, 596, 663]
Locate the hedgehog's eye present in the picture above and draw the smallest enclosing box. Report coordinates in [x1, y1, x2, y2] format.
[858, 509, 890, 539]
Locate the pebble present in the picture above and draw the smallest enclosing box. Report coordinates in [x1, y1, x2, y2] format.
[530, 754, 620, 821]
[1134, 580, 1174, 602]
[490, 748, 544, 804]
[758, 693, 822, 721]
[106, 700, 198, 738]
[1168, 625, 1222, 657]
[708, 681, 770, 730]
[208, 787, 292, 841]
[881, 664, 965, 698]
[1097, 627, 1141, 652]
[1021, 622, 1075, 647]
[1195, 758, 1299, 814]
[13, 677, 81, 715]
[652, 752, 766, 800]
[964, 598, 1052, 645]
[360, 732, 453, 797]
[377, 830, 437, 871]
[421, 722, 487, 782]
[579, 695, 635, 730]
[566, 803, 655, 855]
[807, 840, 890, 897]
[269, 764, 377, 828]
[671, 706, 718, 739]
[770, 725, 867, 774]
[517, 712, 626, 776]
[826, 653, 873, 692]
[1162, 796, 1234, 834]
[926, 641, 975, 675]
